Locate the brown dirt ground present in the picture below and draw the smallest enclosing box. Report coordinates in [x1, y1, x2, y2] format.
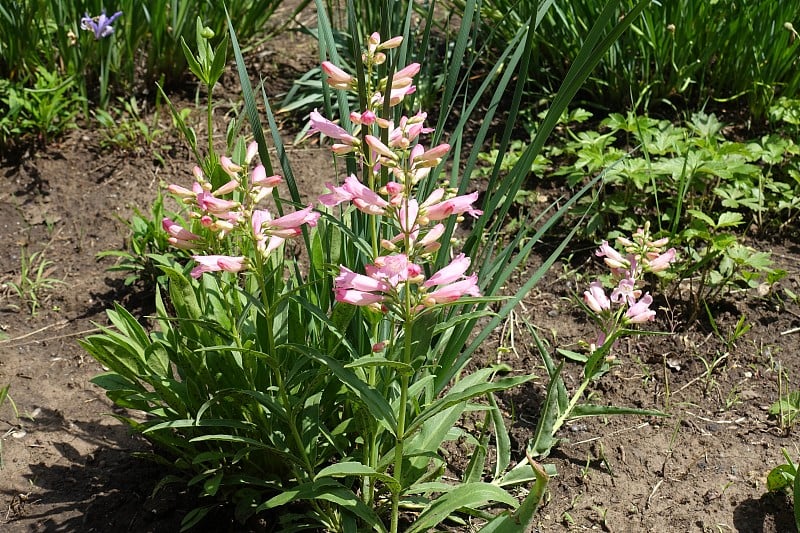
[2, 9, 800, 533]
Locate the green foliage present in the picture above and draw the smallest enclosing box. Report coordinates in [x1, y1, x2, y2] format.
[6, 246, 65, 316]
[0, 0, 289, 148]
[766, 449, 800, 531]
[0, 66, 82, 147]
[445, 0, 800, 118]
[770, 391, 800, 430]
[525, 108, 793, 310]
[94, 95, 164, 153]
[97, 192, 188, 289]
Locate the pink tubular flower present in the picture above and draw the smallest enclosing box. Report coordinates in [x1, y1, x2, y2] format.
[191, 255, 247, 278]
[424, 274, 480, 305]
[308, 110, 359, 145]
[319, 175, 389, 215]
[393, 62, 421, 80]
[162, 217, 199, 241]
[646, 248, 676, 272]
[413, 143, 450, 164]
[610, 278, 641, 306]
[584, 281, 611, 313]
[269, 206, 320, 234]
[424, 253, 470, 288]
[335, 288, 385, 306]
[245, 141, 259, 164]
[335, 267, 391, 293]
[424, 191, 483, 220]
[321, 61, 354, 89]
[365, 135, 399, 161]
[377, 36, 404, 50]
[595, 240, 629, 270]
[366, 254, 420, 288]
[418, 223, 445, 253]
[626, 293, 656, 323]
[220, 156, 242, 178]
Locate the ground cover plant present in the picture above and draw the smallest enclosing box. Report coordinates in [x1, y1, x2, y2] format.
[1, 1, 800, 532]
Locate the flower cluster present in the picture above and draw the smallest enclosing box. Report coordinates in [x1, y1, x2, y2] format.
[164, 142, 319, 278]
[582, 225, 677, 348]
[309, 33, 482, 317]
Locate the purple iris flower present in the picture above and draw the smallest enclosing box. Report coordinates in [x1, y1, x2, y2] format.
[80, 9, 123, 39]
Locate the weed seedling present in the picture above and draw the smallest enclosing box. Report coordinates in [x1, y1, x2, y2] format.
[6, 247, 64, 315]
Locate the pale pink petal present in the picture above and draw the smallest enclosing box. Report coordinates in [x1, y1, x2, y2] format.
[424, 253, 470, 287]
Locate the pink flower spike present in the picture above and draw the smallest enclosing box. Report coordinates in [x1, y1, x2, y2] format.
[424, 253, 471, 288]
[425, 274, 481, 305]
[191, 255, 247, 278]
[584, 281, 611, 313]
[336, 288, 385, 306]
[646, 248, 676, 272]
[626, 293, 656, 323]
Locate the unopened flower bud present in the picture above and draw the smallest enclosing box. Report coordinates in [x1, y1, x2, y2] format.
[245, 141, 259, 164]
[331, 143, 356, 155]
[380, 239, 397, 251]
[374, 52, 386, 65]
[666, 23, 675, 34]
[201, 26, 215, 39]
[372, 342, 386, 352]
[378, 36, 403, 50]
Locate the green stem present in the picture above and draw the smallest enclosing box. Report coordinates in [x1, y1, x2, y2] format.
[206, 81, 214, 156]
[390, 300, 413, 533]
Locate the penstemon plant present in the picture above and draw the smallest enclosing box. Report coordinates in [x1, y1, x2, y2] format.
[83, 31, 545, 532]
[528, 224, 676, 458]
[83, 0, 653, 529]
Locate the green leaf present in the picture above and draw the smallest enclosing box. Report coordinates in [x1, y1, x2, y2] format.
[716, 211, 744, 228]
[767, 464, 795, 492]
[405, 482, 518, 533]
[258, 479, 386, 532]
[527, 361, 564, 458]
[794, 462, 800, 531]
[315, 461, 399, 492]
[687, 209, 715, 228]
[405, 375, 533, 438]
[345, 356, 414, 374]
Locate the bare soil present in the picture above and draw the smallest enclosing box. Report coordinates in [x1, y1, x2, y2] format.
[1, 12, 800, 533]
